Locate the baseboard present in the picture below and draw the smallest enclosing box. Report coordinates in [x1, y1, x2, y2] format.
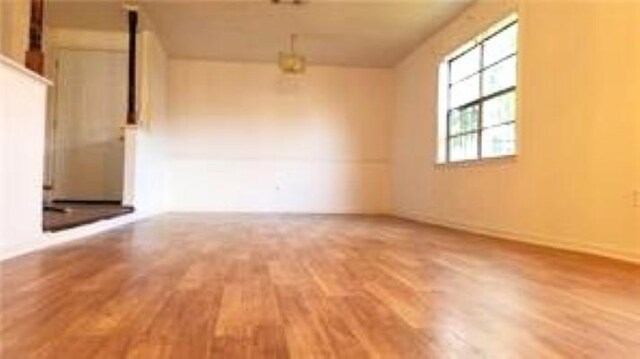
[0, 211, 159, 262]
[394, 209, 640, 265]
[166, 208, 390, 215]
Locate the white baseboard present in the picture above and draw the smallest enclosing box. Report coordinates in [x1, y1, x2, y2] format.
[166, 208, 389, 215]
[394, 209, 640, 265]
[0, 211, 159, 262]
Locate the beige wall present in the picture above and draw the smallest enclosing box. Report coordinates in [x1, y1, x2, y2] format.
[165, 60, 393, 213]
[0, 0, 29, 64]
[392, 0, 640, 262]
[45, 28, 128, 54]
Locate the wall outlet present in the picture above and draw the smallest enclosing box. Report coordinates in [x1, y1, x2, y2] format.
[633, 191, 640, 208]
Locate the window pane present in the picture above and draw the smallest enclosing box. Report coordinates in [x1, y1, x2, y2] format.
[450, 46, 480, 83]
[482, 91, 515, 127]
[482, 123, 515, 158]
[450, 74, 479, 108]
[449, 105, 479, 135]
[482, 56, 516, 96]
[449, 133, 478, 162]
[483, 23, 518, 67]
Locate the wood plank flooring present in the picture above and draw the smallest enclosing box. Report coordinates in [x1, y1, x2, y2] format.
[2, 214, 640, 358]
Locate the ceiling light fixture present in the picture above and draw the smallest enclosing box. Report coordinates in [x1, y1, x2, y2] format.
[271, 0, 306, 5]
[278, 34, 306, 75]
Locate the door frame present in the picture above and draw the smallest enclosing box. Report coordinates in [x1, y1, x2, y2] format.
[45, 46, 128, 202]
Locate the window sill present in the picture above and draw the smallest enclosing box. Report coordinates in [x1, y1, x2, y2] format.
[434, 154, 517, 169]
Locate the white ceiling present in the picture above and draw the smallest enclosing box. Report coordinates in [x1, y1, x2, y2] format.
[45, 0, 472, 68]
[46, 0, 129, 33]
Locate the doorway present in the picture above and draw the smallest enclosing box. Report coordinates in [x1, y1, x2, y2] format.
[50, 48, 127, 201]
[43, 48, 132, 231]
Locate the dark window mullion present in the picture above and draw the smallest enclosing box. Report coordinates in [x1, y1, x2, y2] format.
[449, 129, 481, 139]
[449, 68, 480, 88]
[447, 19, 516, 66]
[482, 20, 518, 44]
[449, 98, 482, 112]
[448, 43, 479, 65]
[448, 52, 515, 88]
[482, 120, 516, 131]
[446, 56, 453, 163]
[449, 85, 515, 114]
[482, 52, 517, 72]
[449, 73, 475, 88]
[481, 86, 516, 103]
[478, 40, 484, 159]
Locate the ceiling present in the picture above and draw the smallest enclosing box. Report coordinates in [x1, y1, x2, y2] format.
[46, 0, 129, 33]
[45, 0, 472, 68]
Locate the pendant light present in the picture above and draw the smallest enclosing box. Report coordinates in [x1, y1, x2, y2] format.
[278, 34, 306, 75]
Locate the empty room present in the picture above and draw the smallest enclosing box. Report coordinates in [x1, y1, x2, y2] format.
[1, 0, 639, 357]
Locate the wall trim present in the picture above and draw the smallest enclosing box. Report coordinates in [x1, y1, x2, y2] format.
[394, 209, 640, 265]
[167, 209, 390, 215]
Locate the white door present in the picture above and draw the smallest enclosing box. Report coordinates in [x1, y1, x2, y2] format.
[52, 49, 127, 201]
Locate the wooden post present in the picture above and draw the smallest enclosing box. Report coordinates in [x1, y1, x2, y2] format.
[126, 10, 138, 125]
[25, 0, 45, 75]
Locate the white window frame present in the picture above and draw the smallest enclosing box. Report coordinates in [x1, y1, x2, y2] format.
[437, 13, 519, 164]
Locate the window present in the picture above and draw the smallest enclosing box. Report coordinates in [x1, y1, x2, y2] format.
[437, 14, 518, 163]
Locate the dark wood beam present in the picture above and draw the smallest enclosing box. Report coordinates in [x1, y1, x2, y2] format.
[25, 0, 45, 75]
[126, 10, 138, 125]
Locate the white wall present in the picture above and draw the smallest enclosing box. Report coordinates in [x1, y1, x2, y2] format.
[0, 0, 29, 64]
[392, 0, 640, 262]
[0, 55, 49, 257]
[165, 60, 393, 213]
[125, 30, 168, 215]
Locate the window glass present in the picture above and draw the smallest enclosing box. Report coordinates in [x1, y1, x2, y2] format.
[482, 56, 516, 96]
[482, 123, 516, 158]
[450, 105, 479, 135]
[483, 24, 518, 66]
[482, 91, 515, 128]
[450, 74, 479, 108]
[449, 134, 479, 162]
[450, 47, 480, 83]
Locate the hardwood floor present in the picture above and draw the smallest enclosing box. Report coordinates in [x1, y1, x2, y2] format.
[1, 214, 639, 358]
